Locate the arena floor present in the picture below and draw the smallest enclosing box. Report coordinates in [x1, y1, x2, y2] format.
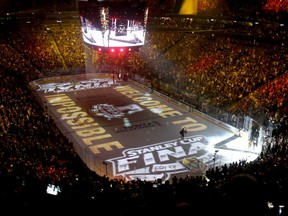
[30, 73, 261, 182]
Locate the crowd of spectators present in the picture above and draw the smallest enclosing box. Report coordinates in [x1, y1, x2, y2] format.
[0, 1, 288, 215]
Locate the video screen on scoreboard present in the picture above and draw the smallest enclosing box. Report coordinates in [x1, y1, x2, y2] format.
[78, 0, 148, 49]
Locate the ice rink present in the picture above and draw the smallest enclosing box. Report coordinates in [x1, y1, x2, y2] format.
[30, 73, 261, 182]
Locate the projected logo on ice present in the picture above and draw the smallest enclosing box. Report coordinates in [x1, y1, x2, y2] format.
[89, 103, 143, 120]
[35, 78, 116, 93]
[107, 135, 213, 182]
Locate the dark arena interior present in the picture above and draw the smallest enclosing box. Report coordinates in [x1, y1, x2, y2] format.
[1, 0, 288, 215]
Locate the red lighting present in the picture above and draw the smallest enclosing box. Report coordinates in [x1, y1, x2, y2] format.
[94, 46, 140, 53]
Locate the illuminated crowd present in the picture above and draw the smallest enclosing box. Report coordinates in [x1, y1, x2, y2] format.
[0, 1, 288, 215]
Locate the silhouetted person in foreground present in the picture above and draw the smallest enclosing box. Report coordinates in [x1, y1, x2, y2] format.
[219, 173, 272, 216]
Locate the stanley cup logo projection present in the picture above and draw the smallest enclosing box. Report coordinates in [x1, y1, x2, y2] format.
[107, 135, 209, 181]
